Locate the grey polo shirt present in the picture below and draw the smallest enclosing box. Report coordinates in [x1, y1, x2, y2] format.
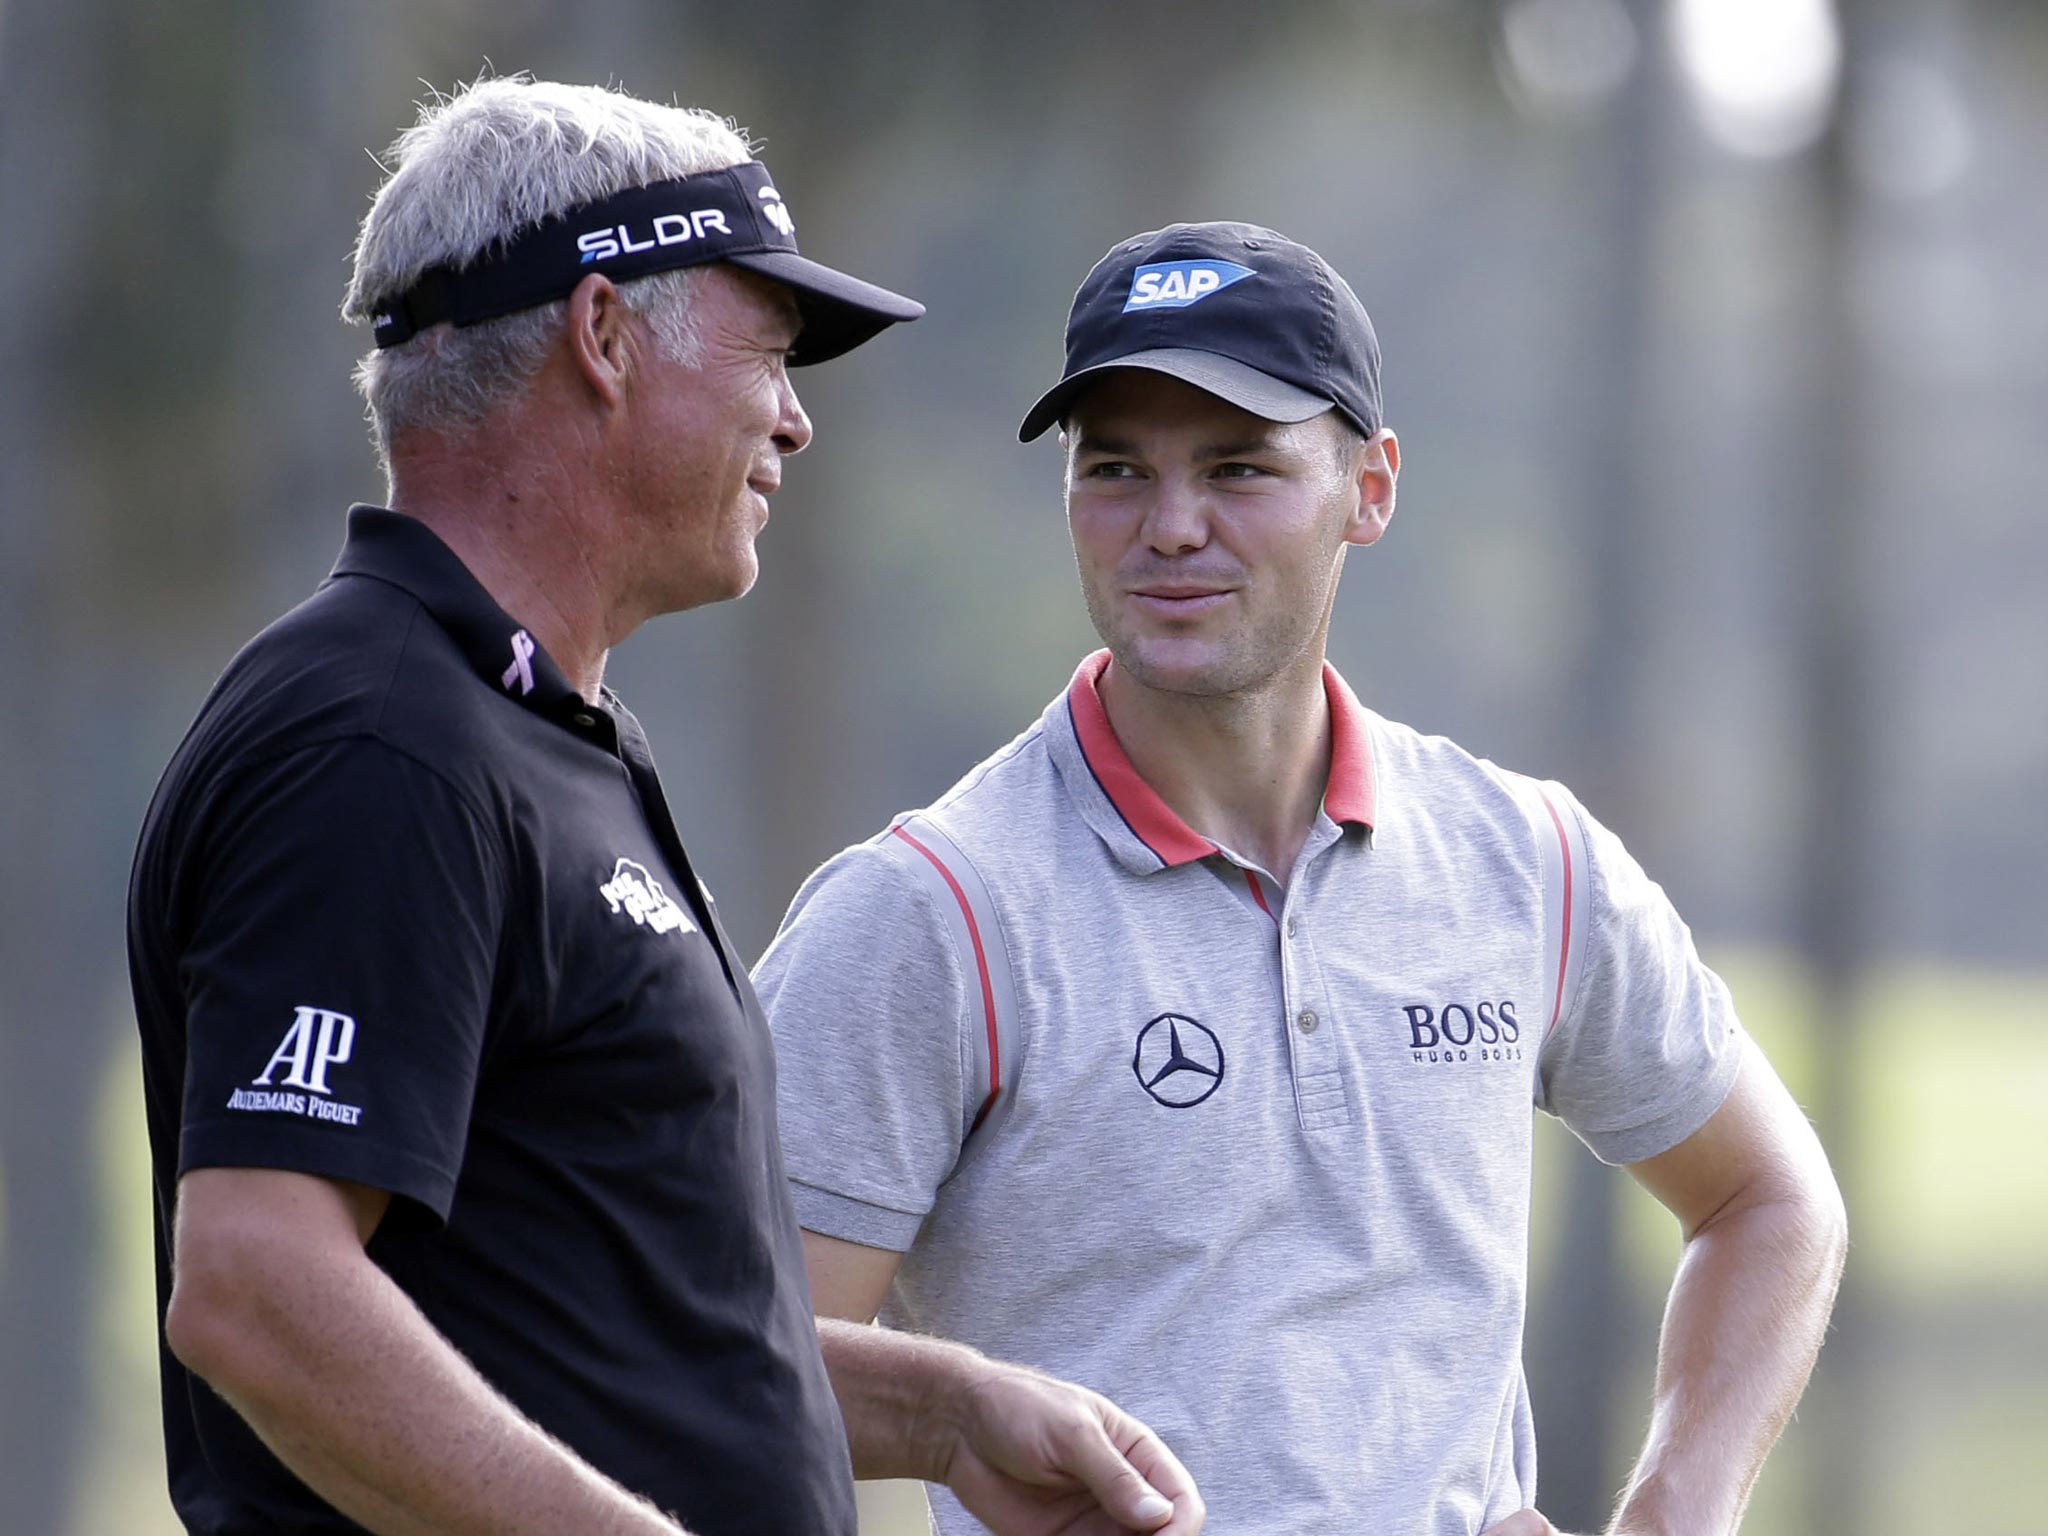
[755, 650, 1744, 1536]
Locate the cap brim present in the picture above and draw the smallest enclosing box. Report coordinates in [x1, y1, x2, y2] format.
[725, 251, 924, 367]
[1017, 348, 1333, 442]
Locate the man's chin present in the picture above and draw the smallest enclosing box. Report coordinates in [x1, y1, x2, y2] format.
[1106, 634, 1244, 698]
[647, 556, 757, 618]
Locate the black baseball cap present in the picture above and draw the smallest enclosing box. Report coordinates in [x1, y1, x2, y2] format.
[371, 160, 923, 366]
[1018, 222, 1381, 442]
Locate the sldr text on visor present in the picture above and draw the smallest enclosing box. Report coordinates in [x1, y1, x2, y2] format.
[369, 159, 922, 366]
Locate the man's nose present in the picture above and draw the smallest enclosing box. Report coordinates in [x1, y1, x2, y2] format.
[1142, 477, 1210, 555]
[775, 373, 814, 455]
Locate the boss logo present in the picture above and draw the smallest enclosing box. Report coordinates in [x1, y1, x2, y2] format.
[577, 209, 734, 263]
[1403, 1000, 1524, 1066]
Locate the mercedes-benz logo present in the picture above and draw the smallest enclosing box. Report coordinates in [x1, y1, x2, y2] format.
[1132, 1013, 1225, 1108]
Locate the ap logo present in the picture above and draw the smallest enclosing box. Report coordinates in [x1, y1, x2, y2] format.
[599, 857, 695, 936]
[1123, 259, 1254, 312]
[254, 1006, 355, 1096]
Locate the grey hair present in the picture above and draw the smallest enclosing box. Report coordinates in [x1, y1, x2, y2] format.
[343, 76, 755, 467]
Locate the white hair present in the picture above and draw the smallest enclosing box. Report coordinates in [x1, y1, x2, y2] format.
[343, 76, 755, 467]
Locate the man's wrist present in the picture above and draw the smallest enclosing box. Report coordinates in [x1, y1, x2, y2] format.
[904, 1332, 998, 1485]
[1608, 1473, 1732, 1536]
[820, 1317, 996, 1485]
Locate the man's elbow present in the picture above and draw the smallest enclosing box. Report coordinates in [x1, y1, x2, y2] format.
[165, 1227, 298, 1399]
[1808, 1169, 1849, 1289]
[1766, 1156, 1849, 1300]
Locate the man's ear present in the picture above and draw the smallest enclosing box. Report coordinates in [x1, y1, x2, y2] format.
[1344, 428, 1399, 549]
[564, 272, 633, 409]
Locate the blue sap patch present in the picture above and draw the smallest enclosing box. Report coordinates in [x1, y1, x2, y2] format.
[1123, 260, 1255, 312]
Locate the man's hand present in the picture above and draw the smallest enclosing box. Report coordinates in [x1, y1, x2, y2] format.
[812, 1305, 1202, 1536]
[939, 1359, 1203, 1536]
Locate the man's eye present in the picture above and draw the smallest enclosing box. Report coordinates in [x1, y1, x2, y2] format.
[1083, 461, 1139, 479]
[1214, 462, 1268, 479]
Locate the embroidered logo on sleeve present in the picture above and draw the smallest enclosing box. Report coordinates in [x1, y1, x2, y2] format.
[226, 1006, 366, 1126]
[599, 857, 696, 936]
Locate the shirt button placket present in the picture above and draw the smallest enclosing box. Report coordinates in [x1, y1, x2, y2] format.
[1281, 888, 1348, 1129]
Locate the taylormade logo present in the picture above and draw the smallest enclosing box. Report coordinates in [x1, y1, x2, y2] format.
[578, 209, 734, 263]
[758, 184, 795, 237]
[1123, 259, 1255, 312]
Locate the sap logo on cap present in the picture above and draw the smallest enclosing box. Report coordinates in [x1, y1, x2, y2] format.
[1123, 260, 1255, 313]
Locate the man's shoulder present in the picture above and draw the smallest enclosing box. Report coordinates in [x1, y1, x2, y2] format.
[147, 575, 515, 841]
[775, 707, 1078, 925]
[919, 712, 1066, 836]
[1359, 708, 1569, 838]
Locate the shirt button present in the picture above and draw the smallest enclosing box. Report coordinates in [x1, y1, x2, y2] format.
[573, 712, 597, 728]
[1297, 1009, 1319, 1034]
[1287, 917, 1299, 937]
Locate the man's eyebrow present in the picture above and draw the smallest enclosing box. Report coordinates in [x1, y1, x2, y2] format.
[1194, 434, 1289, 460]
[1072, 430, 1295, 459]
[1072, 432, 1140, 457]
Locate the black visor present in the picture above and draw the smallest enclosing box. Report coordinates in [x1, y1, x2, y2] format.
[369, 160, 923, 366]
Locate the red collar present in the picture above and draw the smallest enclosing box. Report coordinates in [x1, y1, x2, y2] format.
[1064, 650, 1378, 869]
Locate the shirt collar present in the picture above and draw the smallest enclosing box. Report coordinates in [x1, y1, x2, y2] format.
[1056, 648, 1378, 873]
[325, 505, 586, 721]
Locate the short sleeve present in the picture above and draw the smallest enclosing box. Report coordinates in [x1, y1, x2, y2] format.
[753, 838, 972, 1251]
[174, 738, 506, 1220]
[1534, 785, 1746, 1166]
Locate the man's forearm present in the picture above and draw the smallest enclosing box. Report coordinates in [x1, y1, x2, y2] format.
[816, 1315, 1196, 1536]
[175, 1241, 683, 1536]
[817, 1316, 986, 1481]
[1609, 1188, 1848, 1536]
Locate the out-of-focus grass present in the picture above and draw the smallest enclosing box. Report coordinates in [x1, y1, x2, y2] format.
[1536, 946, 2048, 1536]
[56, 949, 2048, 1534]
[79, 1041, 182, 1536]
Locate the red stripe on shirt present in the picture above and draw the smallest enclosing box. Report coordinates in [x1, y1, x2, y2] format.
[1243, 866, 1277, 922]
[1538, 788, 1574, 1034]
[890, 824, 1001, 1127]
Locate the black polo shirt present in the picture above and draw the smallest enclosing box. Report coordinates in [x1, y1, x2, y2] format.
[127, 506, 855, 1536]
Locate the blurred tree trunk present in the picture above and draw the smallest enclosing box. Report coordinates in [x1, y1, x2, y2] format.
[227, 0, 370, 598]
[0, 2, 121, 1531]
[1795, 4, 1876, 1531]
[1523, 0, 1668, 1524]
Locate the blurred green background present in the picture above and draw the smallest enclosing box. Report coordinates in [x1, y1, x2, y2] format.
[3, 2, 2044, 1533]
